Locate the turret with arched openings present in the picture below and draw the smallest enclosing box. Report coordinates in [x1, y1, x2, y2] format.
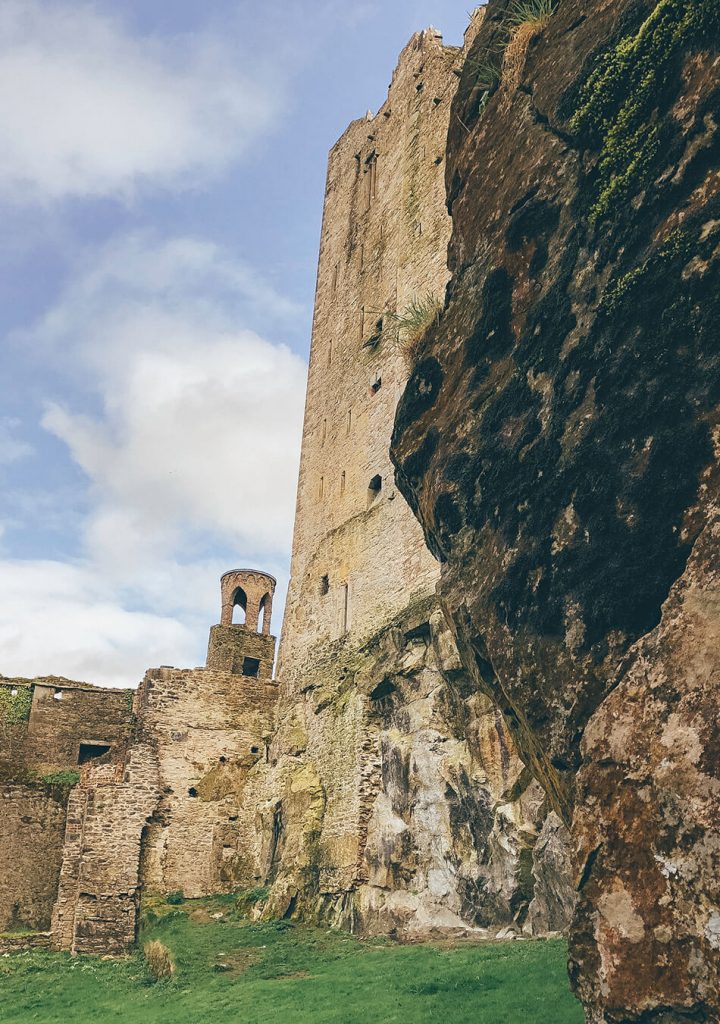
[220, 569, 275, 634]
[207, 569, 277, 677]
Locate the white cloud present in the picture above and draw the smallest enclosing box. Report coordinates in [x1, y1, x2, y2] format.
[35, 233, 307, 567]
[0, 233, 305, 685]
[0, 559, 198, 687]
[0, 1, 280, 202]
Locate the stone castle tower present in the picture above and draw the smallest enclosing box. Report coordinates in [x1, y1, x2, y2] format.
[276, 28, 450, 674]
[255, 18, 572, 937]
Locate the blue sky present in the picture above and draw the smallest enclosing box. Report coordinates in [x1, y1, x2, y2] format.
[0, 0, 472, 686]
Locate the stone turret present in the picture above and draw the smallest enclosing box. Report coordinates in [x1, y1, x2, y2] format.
[206, 569, 277, 677]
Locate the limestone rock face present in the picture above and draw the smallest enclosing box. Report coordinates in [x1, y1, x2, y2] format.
[258, 600, 574, 939]
[526, 812, 576, 938]
[390, 0, 720, 1018]
[572, 518, 720, 1019]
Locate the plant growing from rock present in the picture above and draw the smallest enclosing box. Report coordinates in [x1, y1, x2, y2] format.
[463, 51, 502, 91]
[388, 294, 442, 365]
[507, 0, 557, 31]
[502, 0, 557, 90]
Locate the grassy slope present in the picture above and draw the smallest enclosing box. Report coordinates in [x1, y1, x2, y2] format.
[0, 897, 583, 1024]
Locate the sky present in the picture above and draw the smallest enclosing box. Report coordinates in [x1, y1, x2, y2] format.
[0, 0, 473, 687]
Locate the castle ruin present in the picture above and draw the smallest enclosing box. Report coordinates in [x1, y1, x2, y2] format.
[1, 570, 279, 954]
[0, 15, 573, 954]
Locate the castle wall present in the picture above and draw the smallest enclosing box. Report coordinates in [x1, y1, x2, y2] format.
[136, 664, 278, 898]
[51, 748, 160, 955]
[206, 625, 275, 677]
[261, 30, 461, 929]
[1, 625, 279, 953]
[0, 677, 133, 777]
[277, 30, 452, 679]
[0, 783, 69, 932]
[0, 677, 134, 942]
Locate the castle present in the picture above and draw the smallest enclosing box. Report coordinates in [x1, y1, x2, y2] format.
[1, 569, 278, 954]
[0, 14, 573, 954]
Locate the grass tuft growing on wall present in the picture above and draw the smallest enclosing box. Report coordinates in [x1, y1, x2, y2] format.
[507, 0, 556, 32]
[389, 294, 442, 366]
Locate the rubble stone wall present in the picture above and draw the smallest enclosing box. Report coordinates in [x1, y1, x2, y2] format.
[52, 747, 161, 955]
[0, 783, 70, 932]
[136, 664, 278, 899]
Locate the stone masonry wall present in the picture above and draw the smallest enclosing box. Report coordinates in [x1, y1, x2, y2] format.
[137, 664, 278, 899]
[0, 676, 134, 944]
[24, 679, 132, 774]
[0, 783, 70, 932]
[2, 629, 279, 952]
[276, 28, 455, 680]
[206, 625, 275, 678]
[52, 747, 160, 955]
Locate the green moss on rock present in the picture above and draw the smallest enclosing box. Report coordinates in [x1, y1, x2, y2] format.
[570, 0, 720, 224]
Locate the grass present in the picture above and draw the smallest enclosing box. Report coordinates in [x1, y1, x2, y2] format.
[389, 294, 442, 365]
[143, 940, 175, 981]
[507, 0, 556, 31]
[0, 895, 583, 1024]
[38, 770, 81, 786]
[463, 52, 503, 91]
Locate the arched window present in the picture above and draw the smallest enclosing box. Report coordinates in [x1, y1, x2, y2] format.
[232, 587, 247, 625]
[368, 474, 382, 507]
[257, 593, 270, 634]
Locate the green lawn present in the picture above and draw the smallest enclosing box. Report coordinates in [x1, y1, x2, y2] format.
[0, 896, 583, 1024]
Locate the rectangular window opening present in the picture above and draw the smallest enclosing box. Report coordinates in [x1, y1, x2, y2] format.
[242, 657, 261, 678]
[364, 152, 377, 210]
[78, 742, 111, 765]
